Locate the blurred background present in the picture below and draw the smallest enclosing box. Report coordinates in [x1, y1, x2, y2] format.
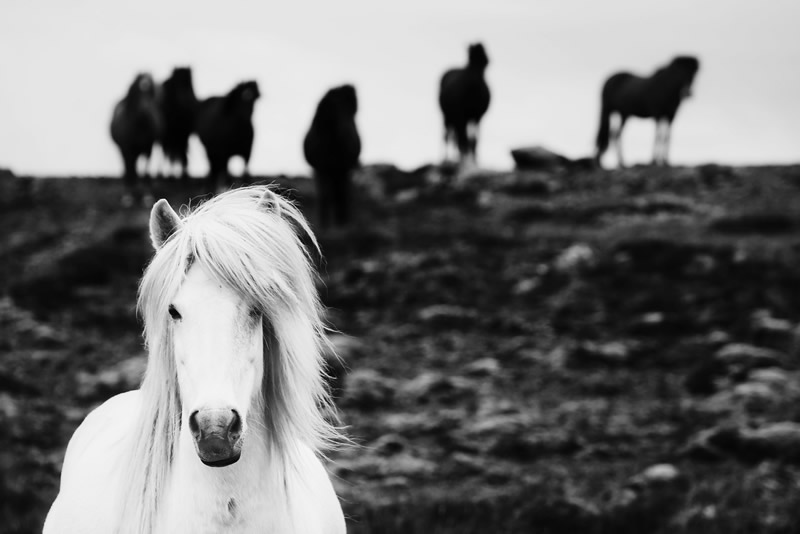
[1, 0, 798, 176]
[3, 1, 800, 533]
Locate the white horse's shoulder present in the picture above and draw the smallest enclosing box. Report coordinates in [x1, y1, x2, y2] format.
[43, 391, 142, 534]
[293, 444, 346, 534]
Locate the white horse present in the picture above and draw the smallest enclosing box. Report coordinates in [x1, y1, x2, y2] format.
[44, 187, 346, 533]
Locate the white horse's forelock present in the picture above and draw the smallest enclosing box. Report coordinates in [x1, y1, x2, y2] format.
[118, 186, 341, 534]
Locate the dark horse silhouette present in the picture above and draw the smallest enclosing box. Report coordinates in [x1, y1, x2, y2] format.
[195, 81, 260, 194]
[439, 43, 491, 165]
[110, 72, 162, 206]
[158, 67, 197, 179]
[303, 84, 361, 228]
[595, 56, 700, 168]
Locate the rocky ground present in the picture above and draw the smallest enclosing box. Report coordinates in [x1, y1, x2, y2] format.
[3, 163, 800, 533]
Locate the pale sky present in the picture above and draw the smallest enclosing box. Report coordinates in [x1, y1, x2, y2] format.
[0, 0, 798, 176]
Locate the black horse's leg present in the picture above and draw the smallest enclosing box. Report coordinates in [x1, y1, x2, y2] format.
[662, 121, 672, 166]
[121, 152, 138, 207]
[652, 120, 664, 166]
[141, 147, 156, 206]
[615, 115, 628, 169]
[442, 125, 452, 164]
[468, 121, 479, 165]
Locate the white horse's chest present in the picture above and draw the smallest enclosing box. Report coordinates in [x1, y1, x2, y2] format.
[155, 436, 297, 534]
[158, 486, 285, 534]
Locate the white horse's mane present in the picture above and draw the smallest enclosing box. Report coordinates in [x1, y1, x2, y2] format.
[118, 186, 341, 534]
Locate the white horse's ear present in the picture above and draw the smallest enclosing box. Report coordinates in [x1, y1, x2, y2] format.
[257, 189, 282, 216]
[149, 199, 182, 249]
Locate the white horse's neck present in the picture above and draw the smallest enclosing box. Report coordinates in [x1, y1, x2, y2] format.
[157, 411, 293, 534]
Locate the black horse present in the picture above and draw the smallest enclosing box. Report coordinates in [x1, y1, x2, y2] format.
[110, 72, 162, 206]
[595, 56, 700, 168]
[158, 67, 197, 179]
[195, 81, 260, 194]
[303, 84, 361, 228]
[439, 43, 491, 165]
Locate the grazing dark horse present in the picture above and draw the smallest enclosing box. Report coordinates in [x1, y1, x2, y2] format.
[195, 81, 260, 194]
[110, 73, 162, 206]
[303, 84, 361, 228]
[595, 56, 700, 168]
[439, 43, 491, 165]
[158, 67, 197, 179]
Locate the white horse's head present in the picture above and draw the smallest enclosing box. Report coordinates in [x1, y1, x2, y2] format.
[138, 187, 337, 469]
[169, 261, 263, 466]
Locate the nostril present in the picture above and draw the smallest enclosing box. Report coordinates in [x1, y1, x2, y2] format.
[188, 410, 200, 438]
[229, 410, 242, 439]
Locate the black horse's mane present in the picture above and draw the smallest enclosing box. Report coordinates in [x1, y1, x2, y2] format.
[467, 43, 489, 70]
[225, 81, 260, 110]
[126, 73, 154, 101]
[313, 85, 357, 127]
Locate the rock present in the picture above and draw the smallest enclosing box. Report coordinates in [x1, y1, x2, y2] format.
[497, 172, 554, 196]
[569, 341, 633, 366]
[333, 451, 438, 479]
[750, 310, 795, 351]
[486, 430, 581, 460]
[739, 422, 800, 462]
[476, 190, 493, 208]
[368, 433, 409, 456]
[354, 163, 428, 199]
[715, 343, 786, 370]
[417, 305, 478, 329]
[510, 146, 572, 172]
[0, 393, 20, 419]
[326, 333, 366, 361]
[381, 409, 468, 435]
[463, 357, 500, 377]
[747, 367, 792, 388]
[632, 463, 681, 486]
[75, 355, 146, 400]
[512, 278, 539, 295]
[733, 381, 779, 402]
[685, 422, 800, 463]
[553, 244, 595, 273]
[340, 368, 396, 410]
[394, 189, 419, 204]
[400, 371, 473, 404]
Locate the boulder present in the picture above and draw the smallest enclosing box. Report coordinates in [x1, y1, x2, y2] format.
[685, 422, 800, 463]
[553, 243, 595, 273]
[417, 305, 479, 329]
[75, 355, 146, 400]
[568, 341, 633, 366]
[511, 146, 572, 172]
[715, 343, 786, 370]
[339, 368, 396, 410]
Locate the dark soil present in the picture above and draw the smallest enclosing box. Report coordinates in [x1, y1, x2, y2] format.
[3, 164, 800, 533]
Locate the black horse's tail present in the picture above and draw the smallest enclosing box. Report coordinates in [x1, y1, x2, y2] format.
[595, 98, 612, 163]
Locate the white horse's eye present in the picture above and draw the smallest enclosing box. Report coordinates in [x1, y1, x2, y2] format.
[168, 305, 182, 320]
[248, 307, 261, 320]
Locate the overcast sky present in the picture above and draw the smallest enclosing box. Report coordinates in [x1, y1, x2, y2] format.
[0, 0, 798, 176]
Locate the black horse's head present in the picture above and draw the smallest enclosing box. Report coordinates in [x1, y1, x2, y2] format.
[226, 81, 261, 112]
[163, 67, 196, 102]
[169, 67, 194, 90]
[327, 84, 358, 116]
[311, 84, 358, 130]
[468, 43, 489, 70]
[127, 72, 157, 101]
[670, 56, 700, 99]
